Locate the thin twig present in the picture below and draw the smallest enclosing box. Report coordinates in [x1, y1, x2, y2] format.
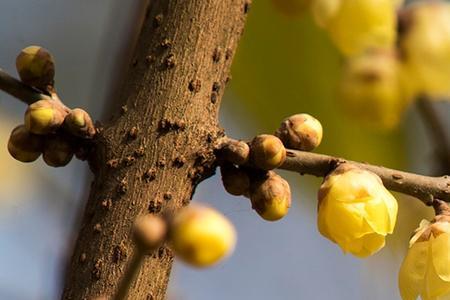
[113, 248, 145, 300]
[416, 95, 450, 174]
[221, 138, 450, 205]
[0, 68, 50, 104]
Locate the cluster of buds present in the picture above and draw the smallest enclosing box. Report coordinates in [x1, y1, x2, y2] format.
[219, 113, 322, 222]
[7, 46, 96, 167]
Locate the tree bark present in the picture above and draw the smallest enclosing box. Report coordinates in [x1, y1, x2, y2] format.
[62, 1, 249, 299]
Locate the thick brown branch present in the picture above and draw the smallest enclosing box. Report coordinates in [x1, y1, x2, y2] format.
[62, 1, 249, 299]
[221, 138, 450, 204]
[0, 68, 50, 104]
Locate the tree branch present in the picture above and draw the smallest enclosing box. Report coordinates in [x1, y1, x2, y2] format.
[416, 95, 450, 174]
[0, 68, 50, 104]
[222, 138, 450, 205]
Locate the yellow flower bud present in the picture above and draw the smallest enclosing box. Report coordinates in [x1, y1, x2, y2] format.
[169, 205, 236, 268]
[338, 49, 411, 130]
[275, 113, 323, 151]
[16, 45, 55, 90]
[317, 164, 398, 258]
[399, 215, 450, 300]
[398, 1, 450, 98]
[220, 164, 250, 196]
[311, 0, 397, 56]
[7, 125, 43, 163]
[250, 171, 291, 221]
[43, 136, 74, 167]
[64, 108, 96, 138]
[24, 99, 67, 135]
[250, 134, 286, 170]
[133, 214, 167, 253]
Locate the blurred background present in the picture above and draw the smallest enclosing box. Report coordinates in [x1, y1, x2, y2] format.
[0, 1, 448, 299]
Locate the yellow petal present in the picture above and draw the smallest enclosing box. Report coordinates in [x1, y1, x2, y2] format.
[399, 241, 429, 300]
[424, 237, 450, 299]
[345, 232, 386, 258]
[410, 219, 432, 247]
[325, 200, 373, 242]
[317, 198, 335, 242]
[363, 196, 391, 235]
[432, 233, 450, 282]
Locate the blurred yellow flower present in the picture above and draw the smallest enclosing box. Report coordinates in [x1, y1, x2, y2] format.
[398, 1, 450, 99]
[399, 217, 450, 300]
[310, 0, 397, 56]
[317, 164, 398, 258]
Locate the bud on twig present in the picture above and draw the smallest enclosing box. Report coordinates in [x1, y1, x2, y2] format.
[219, 139, 250, 165]
[220, 164, 250, 196]
[250, 134, 286, 170]
[169, 205, 236, 267]
[133, 214, 167, 253]
[24, 99, 67, 135]
[275, 113, 323, 151]
[7, 125, 43, 163]
[64, 108, 96, 138]
[249, 171, 291, 221]
[16, 45, 55, 91]
[43, 135, 74, 167]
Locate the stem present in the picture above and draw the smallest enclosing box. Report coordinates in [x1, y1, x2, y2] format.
[221, 138, 450, 204]
[113, 249, 145, 300]
[0, 68, 50, 104]
[416, 95, 450, 174]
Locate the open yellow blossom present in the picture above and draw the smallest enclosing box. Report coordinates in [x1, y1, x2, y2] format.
[399, 215, 450, 300]
[317, 164, 398, 258]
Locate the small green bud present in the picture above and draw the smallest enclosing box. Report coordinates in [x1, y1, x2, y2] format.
[133, 214, 167, 253]
[42, 136, 74, 167]
[249, 172, 291, 221]
[64, 108, 96, 138]
[24, 99, 66, 135]
[220, 164, 250, 196]
[250, 134, 286, 170]
[275, 113, 323, 151]
[7, 125, 43, 163]
[16, 45, 55, 90]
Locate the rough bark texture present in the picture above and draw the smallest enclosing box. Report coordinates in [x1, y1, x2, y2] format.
[62, 1, 249, 299]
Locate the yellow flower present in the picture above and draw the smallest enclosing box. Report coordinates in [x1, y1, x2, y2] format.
[317, 164, 398, 258]
[310, 0, 397, 56]
[399, 216, 450, 300]
[398, 1, 450, 99]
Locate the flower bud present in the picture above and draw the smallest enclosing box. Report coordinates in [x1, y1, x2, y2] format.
[275, 113, 323, 151]
[250, 134, 286, 170]
[317, 164, 398, 258]
[7, 125, 43, 163]
[42, 136, 74, 167]
[311, 0, 396, 56]
[338, 49, 411, 130]
[220, 164, 250, 196]
[398, 1, 450, 98]
[399, 209, 450, 300]
[169, 205, 236, 268]
[133, 214, 167, 253]
[219, 139, 250, 165]
[16, 45, 55, 90]
[24, 99, 67, 135]
[64, 108, 96, 138]
[249, 171, 291, 221]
